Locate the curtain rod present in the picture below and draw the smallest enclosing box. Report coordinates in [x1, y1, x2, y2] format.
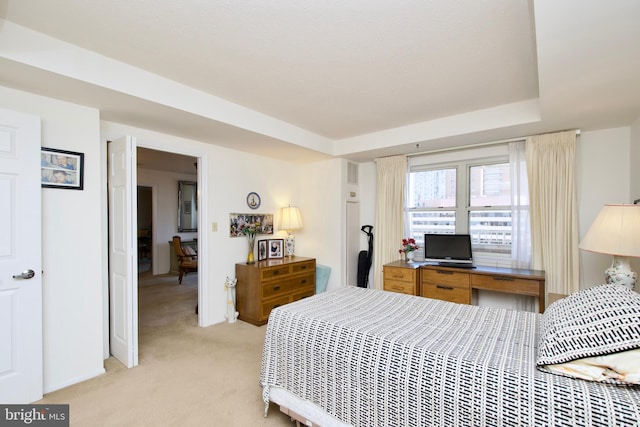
[404, 129, 581, 159]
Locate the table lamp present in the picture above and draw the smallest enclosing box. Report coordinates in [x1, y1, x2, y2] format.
[579, 204, 640, 290]
[279, 205, 303, 257]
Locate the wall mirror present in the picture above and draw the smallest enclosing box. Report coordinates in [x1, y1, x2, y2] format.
[178, 180, 198, 232]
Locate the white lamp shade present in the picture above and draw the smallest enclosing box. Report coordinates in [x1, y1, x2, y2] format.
[579, 204, 640, 257]
[279, 206, 303, 232]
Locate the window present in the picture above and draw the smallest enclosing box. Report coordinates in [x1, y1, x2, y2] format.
[407, 149, 518, 266]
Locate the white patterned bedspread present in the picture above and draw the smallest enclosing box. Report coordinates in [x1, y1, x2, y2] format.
[260, 287, 640, 427]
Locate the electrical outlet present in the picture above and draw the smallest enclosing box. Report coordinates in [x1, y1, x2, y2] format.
[211, 222, 218, 232]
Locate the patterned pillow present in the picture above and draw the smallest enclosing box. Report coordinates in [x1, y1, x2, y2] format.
[537, 284, 640, 367]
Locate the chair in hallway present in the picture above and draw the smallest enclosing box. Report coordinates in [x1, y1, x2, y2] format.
[172, 236, 198, 284]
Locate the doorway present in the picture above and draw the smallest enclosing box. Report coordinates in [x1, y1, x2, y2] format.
[137, 185, 152, 273]
[108, 138, 206, 368]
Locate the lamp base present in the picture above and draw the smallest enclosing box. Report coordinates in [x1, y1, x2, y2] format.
[285, 234, 295, 257]
[604, 255, 637, 290]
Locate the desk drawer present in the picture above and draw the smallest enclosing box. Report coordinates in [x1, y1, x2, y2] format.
[471, 274, 540, 296]
[421, 282, 470, 304]
[384, 266, 416, 283]
[422, 268, 470, 287]
[384, 280, 417, 295]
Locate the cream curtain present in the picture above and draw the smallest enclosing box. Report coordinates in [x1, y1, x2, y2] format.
[526, 130, 579, 297]
[372, 155, 407, 290]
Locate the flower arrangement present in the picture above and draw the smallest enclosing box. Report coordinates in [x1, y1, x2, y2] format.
[399, 238, 419, 254]
[240, 222, 258, 237]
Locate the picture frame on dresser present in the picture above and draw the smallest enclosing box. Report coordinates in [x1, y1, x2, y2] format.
[268, 239, 283, 259]
[258, 239, 268, 261]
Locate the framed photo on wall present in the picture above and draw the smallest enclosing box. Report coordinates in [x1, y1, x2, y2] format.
[41, 147, 84, 190]
[268, 239, 283, 259]
[258, 239, 268, 261]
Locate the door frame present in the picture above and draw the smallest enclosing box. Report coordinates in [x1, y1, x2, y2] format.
[105, 139, 209, 363]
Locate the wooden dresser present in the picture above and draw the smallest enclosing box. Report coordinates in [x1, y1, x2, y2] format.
[235, 256, 316, 325]
[383, 261, 546, 313]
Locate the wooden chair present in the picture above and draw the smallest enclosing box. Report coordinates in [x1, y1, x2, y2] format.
[172, 236, 198, 284]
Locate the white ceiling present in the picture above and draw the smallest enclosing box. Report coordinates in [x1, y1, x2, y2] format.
[0, 0, 639, 163]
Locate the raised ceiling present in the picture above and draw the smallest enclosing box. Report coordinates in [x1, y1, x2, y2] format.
[0, 0, 639, 162]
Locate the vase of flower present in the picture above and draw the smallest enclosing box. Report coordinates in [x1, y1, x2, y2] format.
[399, 238, 419, 263]
[241, 222, 258, 264]
[246, 234, 256, 264]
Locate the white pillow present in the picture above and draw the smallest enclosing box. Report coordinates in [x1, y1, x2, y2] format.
[536, 284, 640, 384]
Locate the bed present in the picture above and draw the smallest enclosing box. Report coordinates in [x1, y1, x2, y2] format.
[260, 285, 640, 426]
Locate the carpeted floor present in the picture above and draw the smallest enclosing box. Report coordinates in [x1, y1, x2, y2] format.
[36, 270, 294, 426]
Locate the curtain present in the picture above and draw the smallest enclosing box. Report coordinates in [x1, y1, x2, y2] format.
[372, 155, 407, 290]
[526, 130, 579, 298]
[509, 140, 531, 269]
[509, 140, 535, 311]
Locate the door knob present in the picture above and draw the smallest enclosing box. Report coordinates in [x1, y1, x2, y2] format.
[12, 269, 35, 279]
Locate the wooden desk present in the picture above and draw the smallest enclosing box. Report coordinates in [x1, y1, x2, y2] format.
[383, 261, 546, 313]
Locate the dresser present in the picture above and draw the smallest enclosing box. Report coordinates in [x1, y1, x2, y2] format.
[235, 256, 316, 326]
[383, 261, 546, 313]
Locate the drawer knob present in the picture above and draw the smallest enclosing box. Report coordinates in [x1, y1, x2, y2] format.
[436, 270, 454, 275]
[273, 270, 280, 275]
[493, 276, 515, 282]
[436, 285, 454, 290]
[273, 285, 280, 291]
[300, 279, 307, 284]
[301, 265, 307, 270]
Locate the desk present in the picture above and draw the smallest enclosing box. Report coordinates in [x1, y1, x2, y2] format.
[169, 239, 197, 274]
[383, 261, 546, 313]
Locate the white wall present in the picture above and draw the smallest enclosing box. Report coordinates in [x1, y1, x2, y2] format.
[0, 86, 106, 393]
[577, 127, 636, 289]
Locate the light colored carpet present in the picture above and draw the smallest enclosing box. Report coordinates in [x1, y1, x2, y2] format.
[37, 270, 294, 426]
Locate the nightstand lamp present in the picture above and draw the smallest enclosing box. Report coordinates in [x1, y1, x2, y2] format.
[579, 204, 640, 290]
[279, 205, 303, 257]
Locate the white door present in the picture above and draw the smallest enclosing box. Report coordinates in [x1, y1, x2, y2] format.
[108, 136, 138, 368]
[0, 109, 43, 403]
[345, 201, 360, 286]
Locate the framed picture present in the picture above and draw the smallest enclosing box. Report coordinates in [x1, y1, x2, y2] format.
[41, 147, 84, 190]
[257, 239, 268, 261]
[229, 213, 274, 237]
[268, 239, 284, 259]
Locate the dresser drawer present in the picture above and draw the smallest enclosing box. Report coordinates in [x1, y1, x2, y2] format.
[261, 265, 290, 281]
[422, 268, 470, 287]
[262, 280, 291, 299]
[292, 260, 315, 274]
[261, 295, 292, 320]
[421, 282, 470, 304]
[471, 274, 540, 296]
[384, 266, 416, 283]
[291, 286, 315, 302]
[384, 280, 417, 295]
[290, 273, 315, 290]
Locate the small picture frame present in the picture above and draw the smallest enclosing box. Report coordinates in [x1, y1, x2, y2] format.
[268, 239, 284, 259]
[41, 147, 84, 190]
[258, 239, 268, 261]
